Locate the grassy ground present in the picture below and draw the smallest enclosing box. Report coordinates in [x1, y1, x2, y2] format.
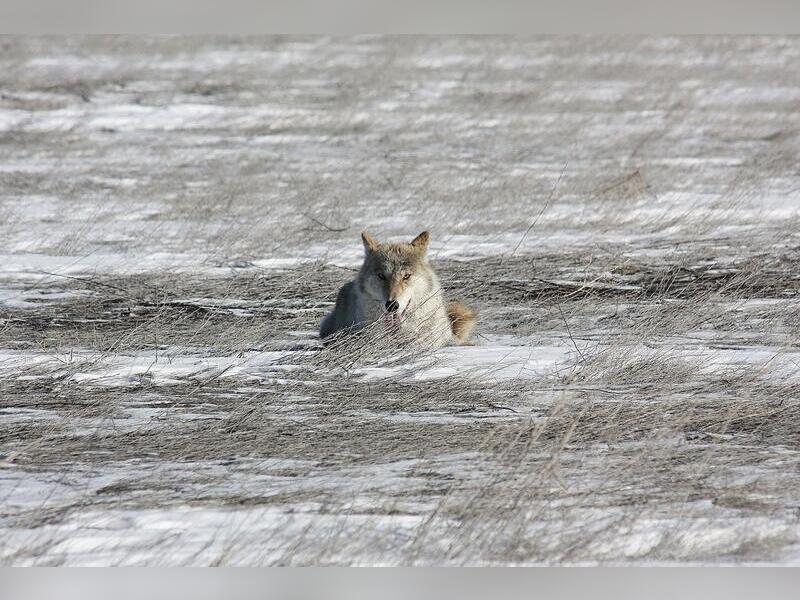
[1, 36, 799, 565]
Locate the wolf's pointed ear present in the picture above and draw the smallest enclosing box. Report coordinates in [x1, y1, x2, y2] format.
[361, 230, 379, 253]
[410, 230, 430, 254]
[411, 231, 431, 255]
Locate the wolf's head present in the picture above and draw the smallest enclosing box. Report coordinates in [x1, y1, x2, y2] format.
[359, 230, 433, 321]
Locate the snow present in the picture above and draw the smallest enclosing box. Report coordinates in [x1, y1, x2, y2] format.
[358, 341, 572, 382]
[2, 35, 800, 565]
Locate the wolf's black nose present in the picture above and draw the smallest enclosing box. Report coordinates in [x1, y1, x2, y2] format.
[386, 300, 400, 313]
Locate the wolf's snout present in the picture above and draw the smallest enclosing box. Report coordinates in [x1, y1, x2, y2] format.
[385, 300, 400, 313]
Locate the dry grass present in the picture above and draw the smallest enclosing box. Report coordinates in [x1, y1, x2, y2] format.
[1, 35, 800, 565]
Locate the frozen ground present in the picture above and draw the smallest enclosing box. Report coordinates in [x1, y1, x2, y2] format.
[1, 35, 800, 565]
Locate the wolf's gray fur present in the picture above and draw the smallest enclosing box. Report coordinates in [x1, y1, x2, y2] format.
[320, 231, 473, 349]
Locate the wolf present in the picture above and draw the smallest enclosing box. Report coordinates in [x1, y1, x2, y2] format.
[320, 230, 476, 349]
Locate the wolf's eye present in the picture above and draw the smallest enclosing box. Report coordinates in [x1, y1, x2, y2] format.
[377, 273, 386, 281]
[403, 273, 411, 280]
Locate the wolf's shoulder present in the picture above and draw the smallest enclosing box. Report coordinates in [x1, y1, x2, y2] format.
[337, 279, 363, 304]
[339, 278, 358, 294]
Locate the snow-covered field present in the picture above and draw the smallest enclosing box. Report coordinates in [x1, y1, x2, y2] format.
[1, 36, 800, 565]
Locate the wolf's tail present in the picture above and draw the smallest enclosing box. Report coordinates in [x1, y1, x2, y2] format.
[447, 301, 477, 344]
